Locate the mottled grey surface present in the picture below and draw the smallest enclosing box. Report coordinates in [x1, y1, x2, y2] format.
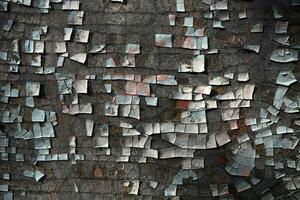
[0, 0, 300, 199]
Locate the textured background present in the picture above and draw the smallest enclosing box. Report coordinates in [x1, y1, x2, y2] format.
[1, 0, 300, 199]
